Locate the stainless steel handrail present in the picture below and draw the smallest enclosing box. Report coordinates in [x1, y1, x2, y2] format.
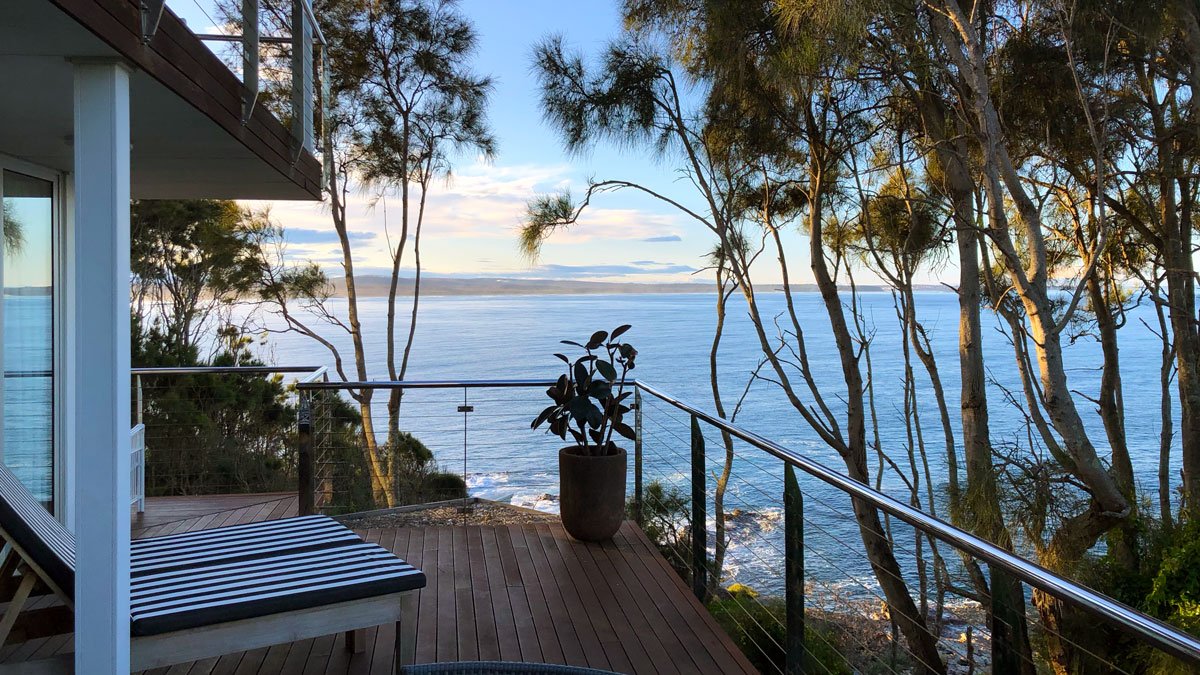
[295, 378, 558, 391]
[132, 366, 325, 376]
[633, 380, 1200, 666]
[157, 371, 1200, 664]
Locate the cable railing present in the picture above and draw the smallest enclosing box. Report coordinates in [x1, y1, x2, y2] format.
[130, 367, 1200, 673]
[130, 365, 325, 498]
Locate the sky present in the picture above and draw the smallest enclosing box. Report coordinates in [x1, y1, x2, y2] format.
[166, 0, 847, 286]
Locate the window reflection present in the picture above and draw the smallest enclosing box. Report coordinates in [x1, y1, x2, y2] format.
[3, 170, 54, 508]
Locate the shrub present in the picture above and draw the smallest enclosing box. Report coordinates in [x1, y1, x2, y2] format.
[707, 590, 851, 674]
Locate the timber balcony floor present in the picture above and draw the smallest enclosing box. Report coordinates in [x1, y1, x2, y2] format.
[0, 494, 757, 675]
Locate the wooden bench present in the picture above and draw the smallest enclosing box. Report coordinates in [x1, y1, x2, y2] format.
[0, 465, 425, 671]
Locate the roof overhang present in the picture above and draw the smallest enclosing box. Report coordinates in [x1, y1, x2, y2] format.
[0, 0, 322, 200]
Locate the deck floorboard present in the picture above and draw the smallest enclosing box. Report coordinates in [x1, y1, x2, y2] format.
[9, 495, 756, 674]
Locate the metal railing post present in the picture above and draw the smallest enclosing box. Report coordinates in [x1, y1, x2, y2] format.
[784, 465, 805, 674]
[634, 388, 643, 525]
[690, 415, 707, 601]
[991, 570, 1026, 672]
[297, 387, 315, 516]
[458, 388, 473, 514]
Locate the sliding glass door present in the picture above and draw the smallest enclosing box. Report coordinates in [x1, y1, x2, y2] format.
[2, 168, 56, 509]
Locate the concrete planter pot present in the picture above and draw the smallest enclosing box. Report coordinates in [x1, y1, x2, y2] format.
[558, 446, 627, 542]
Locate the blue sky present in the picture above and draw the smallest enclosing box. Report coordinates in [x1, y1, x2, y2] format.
[167, 0, 830, 285]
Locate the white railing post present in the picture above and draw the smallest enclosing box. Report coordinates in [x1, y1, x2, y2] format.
[130, 424, 145, 514]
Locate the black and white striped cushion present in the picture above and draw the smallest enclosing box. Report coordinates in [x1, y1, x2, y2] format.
[0, 463, 426, 636]
[0, 465, 76, 596]
[131, 515, 361, 576]
[130, 542, 425, 636]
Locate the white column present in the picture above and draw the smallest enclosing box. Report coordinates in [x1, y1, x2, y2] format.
[72, 59, 132, 674]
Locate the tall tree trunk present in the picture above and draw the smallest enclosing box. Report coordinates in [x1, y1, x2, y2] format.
[707, 267, 736, 600]
[329, 168, 393, 507]
[1088, 271, 1138, 570]
[806, 164, 946, 675]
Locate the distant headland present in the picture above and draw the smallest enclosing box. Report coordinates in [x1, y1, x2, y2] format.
[326, 276, 952, 297]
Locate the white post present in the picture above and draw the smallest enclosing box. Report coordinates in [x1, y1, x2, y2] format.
[72, 59, 132, 673]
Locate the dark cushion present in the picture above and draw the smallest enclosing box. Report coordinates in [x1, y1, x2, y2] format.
[131, 514, 361, 577]
[130, 542, 425, 636]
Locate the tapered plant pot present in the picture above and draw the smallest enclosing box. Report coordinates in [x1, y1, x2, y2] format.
[559, 446, 627, 542]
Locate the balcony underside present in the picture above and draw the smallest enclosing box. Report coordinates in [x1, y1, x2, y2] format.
[0, 494, 756, 674]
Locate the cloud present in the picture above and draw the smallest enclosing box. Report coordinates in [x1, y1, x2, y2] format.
[515, 262, 697, 279]
[240, 160, 694, 276]
[283, 228, 376, 245]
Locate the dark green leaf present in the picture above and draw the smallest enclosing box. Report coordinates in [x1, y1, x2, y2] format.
[533, 404, 557, 429]
[595, 360, 617, 381]
[610, 324, 632, 339]
[585, 330, 608, 350]
[612, 421, 636, 440]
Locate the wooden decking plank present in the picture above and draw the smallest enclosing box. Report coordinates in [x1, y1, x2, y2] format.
[514, 524, 591, 668]
[450, 526, 479, 662]
[412, 526, 441, 665]
[464, 526, 500, 662]
[249, 642, 294, 675]
[265, 496, 298, 521]
[299, 633, 337, 675]
[363, 527, 401, 675]
[274, 638, 316, 675]
[526, 523, 621, 672]
[230, 645, 270, 674]
[590, 530, 709, 674]
[540, 523, 633, 672]
[434, 526, 459, 662]
[580, 537, 684, 674]
[492, 526, 542, 664]
[506, 524, 566, 665]
[476, 526, 522, 663]
[394, 526, 424, 667]
[619, 524, 757, 674]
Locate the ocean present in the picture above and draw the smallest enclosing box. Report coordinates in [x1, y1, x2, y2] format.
[251, 291, 1178, 596]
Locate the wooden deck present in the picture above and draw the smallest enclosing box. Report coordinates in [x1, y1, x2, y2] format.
[3, 494, 757, 674]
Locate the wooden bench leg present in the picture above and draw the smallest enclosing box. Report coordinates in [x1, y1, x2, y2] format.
[394, 621, 402, 674]
[344, 628, 366, 653]
[0, 566, 37, 644]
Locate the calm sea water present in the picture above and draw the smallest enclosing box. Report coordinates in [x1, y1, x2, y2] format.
[254, 291, 1178, 595]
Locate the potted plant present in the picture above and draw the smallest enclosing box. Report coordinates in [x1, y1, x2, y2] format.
[532, 325, 637, 542]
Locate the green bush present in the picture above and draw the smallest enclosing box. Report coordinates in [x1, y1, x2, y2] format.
[707, 590, 851, 674]
[425, 472, 468, 501]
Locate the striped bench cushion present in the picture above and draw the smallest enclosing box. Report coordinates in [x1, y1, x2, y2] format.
[130, 542, 425, 636]
[0, 463, 426, 637]
[131, 515, 362, 577]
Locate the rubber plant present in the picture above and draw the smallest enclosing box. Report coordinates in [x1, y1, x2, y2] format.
[533, 325, 637, 456]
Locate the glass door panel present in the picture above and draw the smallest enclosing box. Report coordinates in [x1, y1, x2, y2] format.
[3, 170, 55, 508]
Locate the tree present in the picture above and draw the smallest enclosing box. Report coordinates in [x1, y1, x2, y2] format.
[244, 0, 495, 507]
[130, 199, 271, 355]
[522, 20, 947, 671]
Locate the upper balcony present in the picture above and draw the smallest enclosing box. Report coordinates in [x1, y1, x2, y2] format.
[1, 0, 322, 199]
